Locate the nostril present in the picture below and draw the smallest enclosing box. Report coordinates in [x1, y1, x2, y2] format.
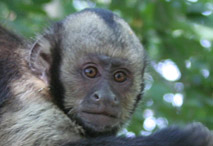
[113, 97, 119, 104]
[94, 94, 100, 100]
[114, 97, 117, 102]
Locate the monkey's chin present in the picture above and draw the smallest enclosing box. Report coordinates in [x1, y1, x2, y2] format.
[77, 112, 120, 134]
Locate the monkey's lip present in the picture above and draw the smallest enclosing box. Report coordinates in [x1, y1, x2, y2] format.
[79, 110, 119, 128]
[82, 110, 117, 118]
[80, 110, 119, 126]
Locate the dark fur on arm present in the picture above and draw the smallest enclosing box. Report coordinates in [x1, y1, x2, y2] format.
[64, 124, 213, 146]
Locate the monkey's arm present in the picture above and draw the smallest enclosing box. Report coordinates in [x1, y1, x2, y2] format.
[64, 124, 213, 146]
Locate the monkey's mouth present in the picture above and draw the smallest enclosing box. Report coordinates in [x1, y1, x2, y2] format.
[78, 110, 119, 131]
[83, 111, 117, 118]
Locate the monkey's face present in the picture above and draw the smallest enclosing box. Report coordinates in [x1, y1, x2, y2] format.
[31, 9, 145, 135]
[60, 53, 141, 134]
[55, 11, 145, 135]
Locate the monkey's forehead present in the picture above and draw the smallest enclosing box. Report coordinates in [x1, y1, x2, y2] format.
[63, 8, 133, 41]
[61, 8, 145, 66]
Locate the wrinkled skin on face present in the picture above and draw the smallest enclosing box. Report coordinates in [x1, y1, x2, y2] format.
[64, 55, 132, 133]
[61, 53, 144, 136]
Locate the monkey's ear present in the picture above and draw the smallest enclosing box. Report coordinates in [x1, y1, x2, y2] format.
[29, 39, 52, 83]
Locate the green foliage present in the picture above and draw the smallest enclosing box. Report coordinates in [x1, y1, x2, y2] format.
[1, 0, 212, 135]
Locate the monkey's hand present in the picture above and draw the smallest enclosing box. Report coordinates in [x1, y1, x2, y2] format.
[140, 122, 213, 146]
[182, 122, 213, 146]
[63, 123, 213, 146]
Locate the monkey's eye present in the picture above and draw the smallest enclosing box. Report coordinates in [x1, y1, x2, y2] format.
[113, 71, 127, 82]
[84, 66, 98, 78]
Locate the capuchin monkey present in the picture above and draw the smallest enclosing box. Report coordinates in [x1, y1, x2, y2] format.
[0, 8, 212, 146]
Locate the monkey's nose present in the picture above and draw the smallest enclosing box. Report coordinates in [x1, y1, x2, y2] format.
[91, 92, 119, 105]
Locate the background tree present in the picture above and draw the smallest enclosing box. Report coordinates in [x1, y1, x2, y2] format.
[0, 0, 212, 136]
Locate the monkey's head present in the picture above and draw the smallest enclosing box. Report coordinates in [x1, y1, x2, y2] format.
[30, 8, 146, 136]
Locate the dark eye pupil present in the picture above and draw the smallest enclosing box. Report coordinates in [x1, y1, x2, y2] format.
[114, 72, 126, 82]
[116, 73, 122, 79]
[84, 67, 97, 78]
[86, 69, 93, 74]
